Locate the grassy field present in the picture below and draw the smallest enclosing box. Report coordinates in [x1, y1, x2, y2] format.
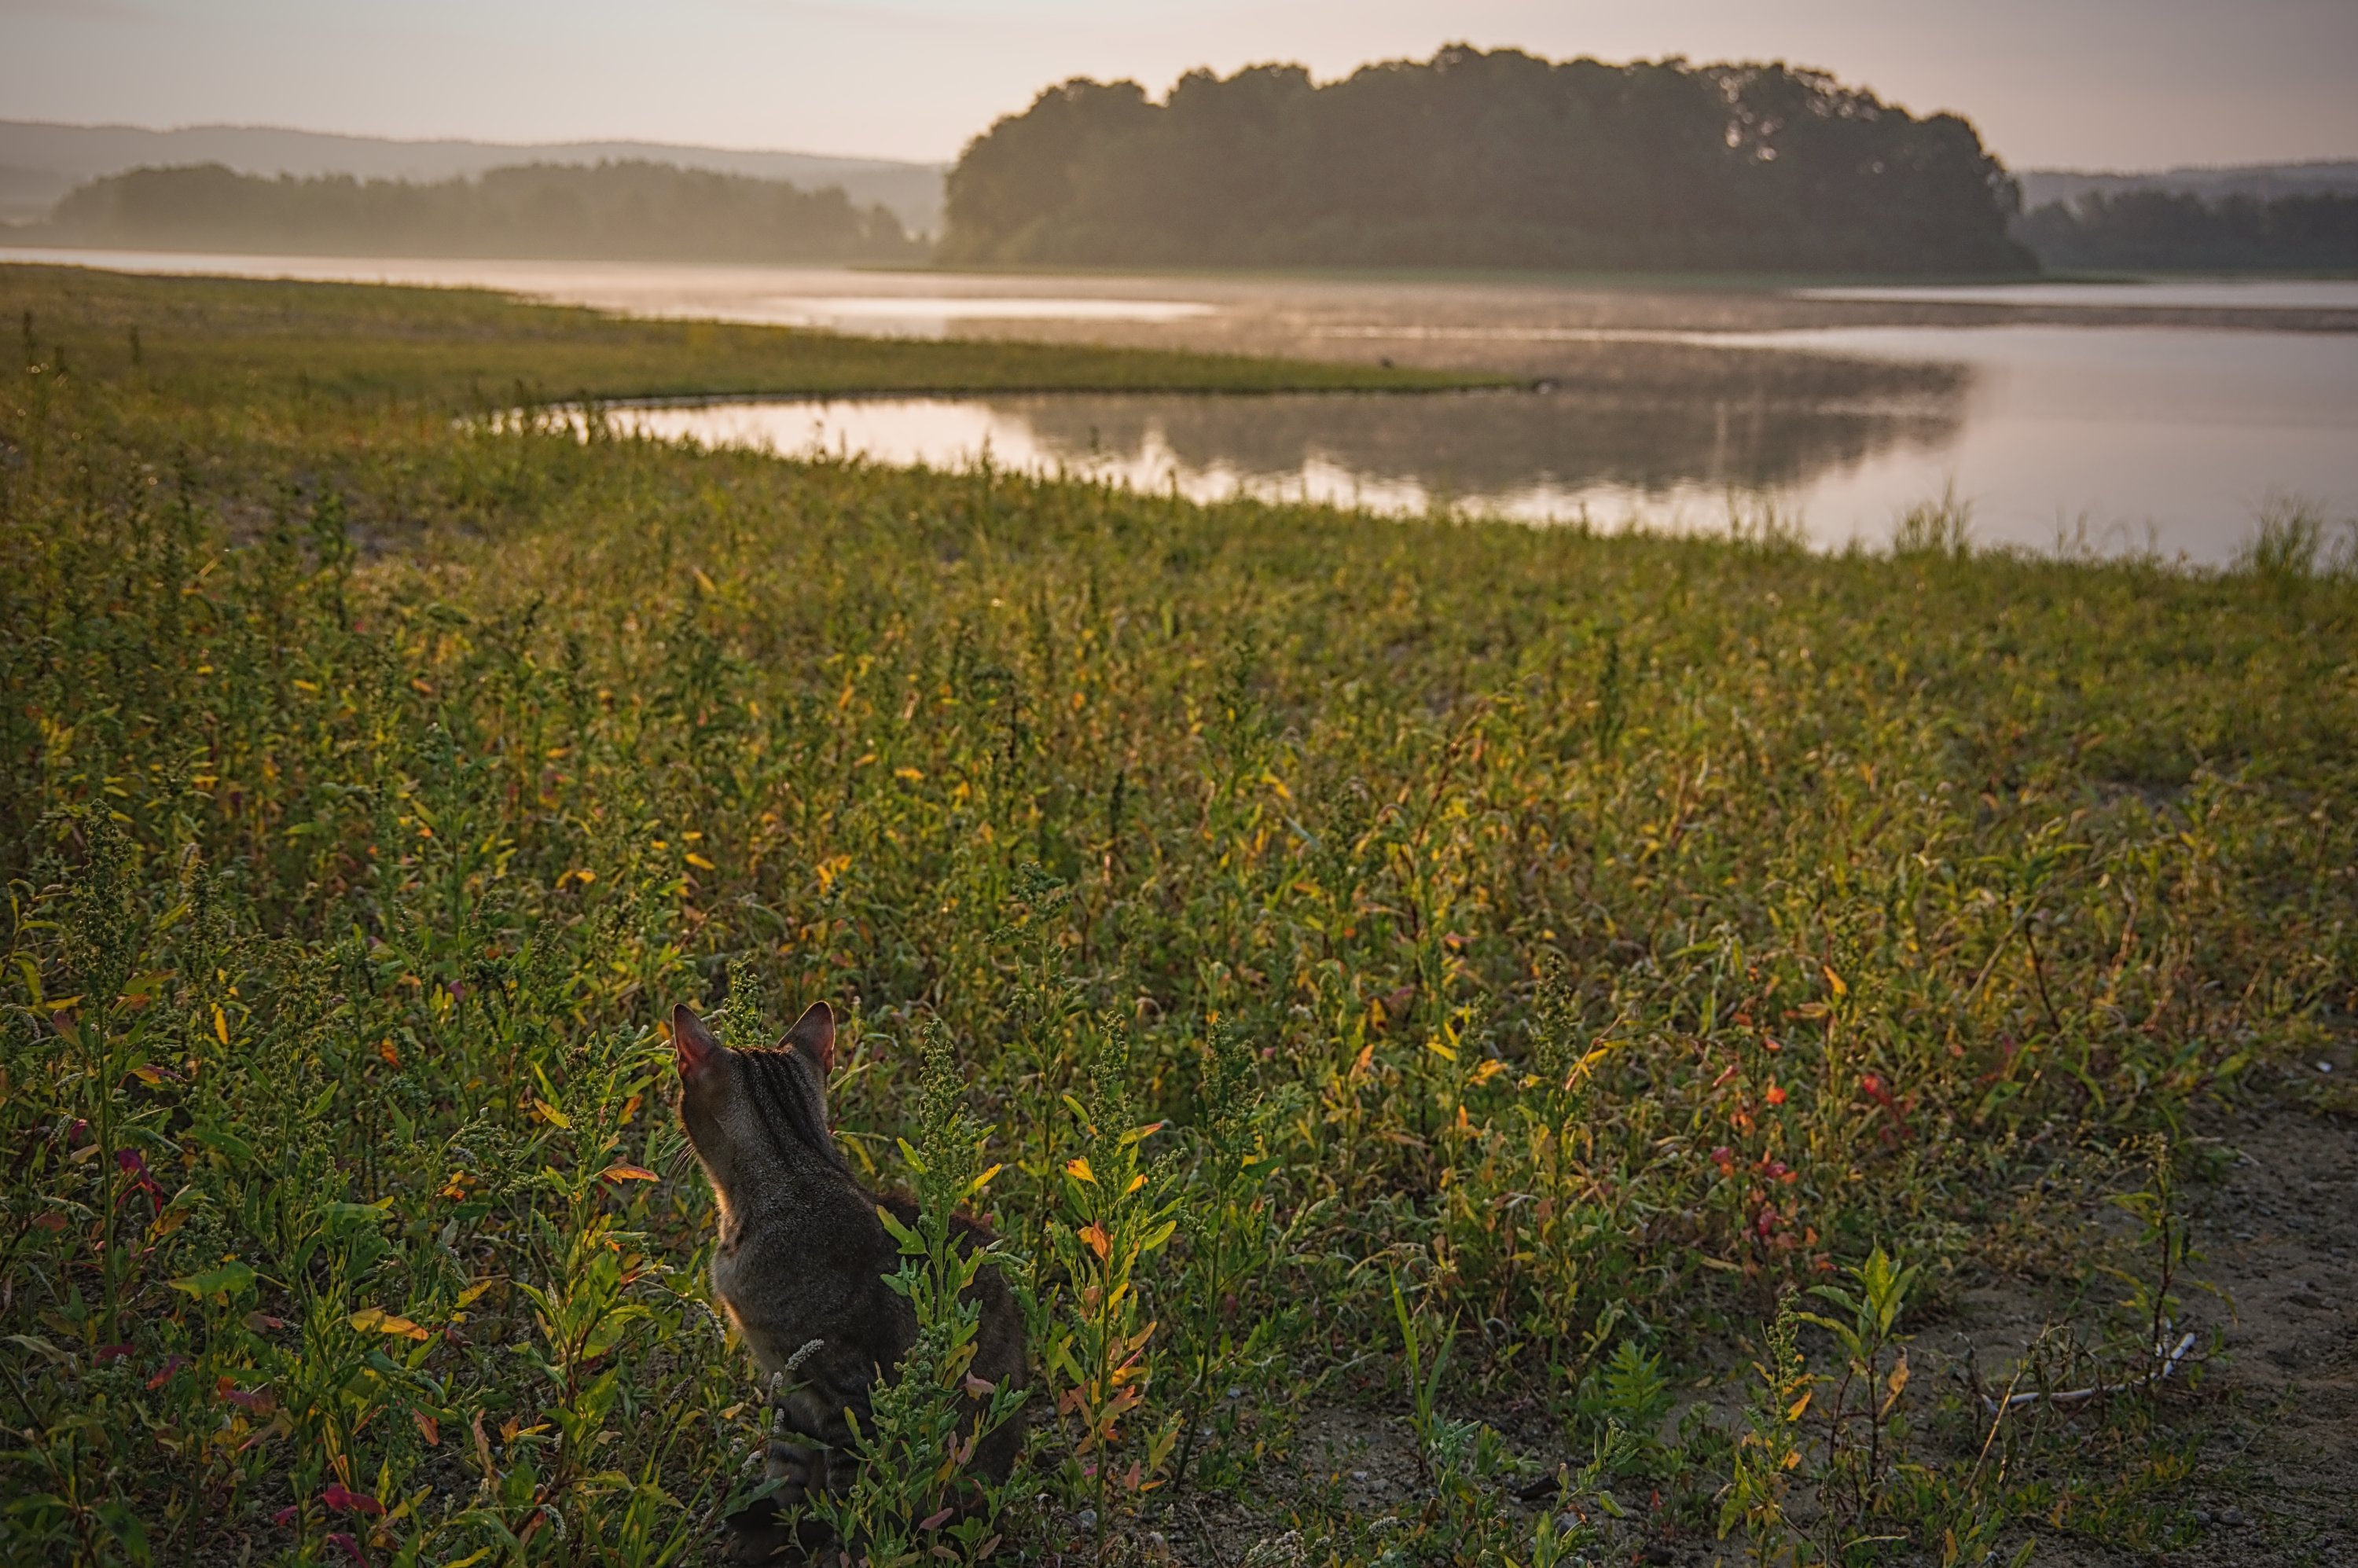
[2, 263, 2354, 1567]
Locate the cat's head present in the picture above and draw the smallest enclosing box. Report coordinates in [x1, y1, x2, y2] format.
[671, 1000, 845, 1202]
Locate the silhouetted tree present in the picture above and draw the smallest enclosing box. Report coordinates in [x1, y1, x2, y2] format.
[942, 46, 2031, 275]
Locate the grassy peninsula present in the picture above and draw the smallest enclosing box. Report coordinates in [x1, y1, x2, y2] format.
[0, 264, 1495, 405]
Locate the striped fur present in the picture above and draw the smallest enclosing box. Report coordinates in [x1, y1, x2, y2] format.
[671, 1001, 1026, 1563]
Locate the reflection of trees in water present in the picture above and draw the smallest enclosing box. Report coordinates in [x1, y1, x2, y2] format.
[995, 363, 1967, 501]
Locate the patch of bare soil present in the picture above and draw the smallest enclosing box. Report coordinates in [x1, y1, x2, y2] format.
[1961, 1085, 2356, 1568]
[2155, 1093, 2357, 1566]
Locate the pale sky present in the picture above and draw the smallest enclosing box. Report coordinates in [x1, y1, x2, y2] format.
[5, 0, 2355, 171]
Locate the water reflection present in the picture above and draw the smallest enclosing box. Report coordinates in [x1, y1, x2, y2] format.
[1006, 387, 1961, 498]
[614, 383, 1967, 534]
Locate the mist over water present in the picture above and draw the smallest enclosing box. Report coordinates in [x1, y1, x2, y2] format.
[17, 248, 2350, 561]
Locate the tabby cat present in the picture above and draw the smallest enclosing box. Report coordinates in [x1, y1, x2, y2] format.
[671, 1001, 1026, 1563]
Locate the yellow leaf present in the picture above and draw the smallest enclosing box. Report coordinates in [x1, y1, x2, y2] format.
[894, 767, 925, 782]
[1785, 1389, 1813, 1421]
[1823, 964, 1849, 999]
[1882, 1353, 1911, 1415]
[1425, 1036, 1458, 1063]
[1078, 1222, 1111, 1261]
[692, 567, 718, 595]
[1064, 1157, 1096, 1184]
[684, 853, 716, 871]
[454, 1280, 495, 1309]
[212, 1004, 230, 1045]
[600, 1163, 659, 1183]
[533, 1099, 571, 1129]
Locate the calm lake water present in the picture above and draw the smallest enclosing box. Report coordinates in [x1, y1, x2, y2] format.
[9, 247, 2355, 562]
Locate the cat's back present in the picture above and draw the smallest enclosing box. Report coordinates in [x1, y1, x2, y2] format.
[716, 1170, 904, 1375]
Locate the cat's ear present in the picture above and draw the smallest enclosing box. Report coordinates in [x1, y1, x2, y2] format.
[673, 1004, 722, 1081]
[783, 1001, 836, 1077]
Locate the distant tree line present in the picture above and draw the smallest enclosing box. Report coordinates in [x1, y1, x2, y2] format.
[2015, 190, 2358, 273]
[942, 46, 2033, 275]
[18, 160, 924, 263]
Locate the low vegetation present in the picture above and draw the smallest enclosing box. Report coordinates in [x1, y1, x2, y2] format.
[3, 265, 2354, 1566]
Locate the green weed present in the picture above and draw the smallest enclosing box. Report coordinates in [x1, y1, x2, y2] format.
[2, 265, 2353, 1565]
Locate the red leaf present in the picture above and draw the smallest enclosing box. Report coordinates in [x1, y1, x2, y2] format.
[322, 1482, 384, 1517]
[218, 1379, 275, 1415]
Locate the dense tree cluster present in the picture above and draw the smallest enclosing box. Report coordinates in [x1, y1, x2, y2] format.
[942, 46, 2033, 274]
[27, 160, 923, 263]
[2015, 190, 2358, 273]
